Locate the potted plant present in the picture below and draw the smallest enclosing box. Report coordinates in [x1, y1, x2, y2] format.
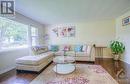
[110, 41, 125, 61]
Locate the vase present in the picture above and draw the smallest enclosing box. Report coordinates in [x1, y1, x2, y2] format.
[113, 54, 120, 61]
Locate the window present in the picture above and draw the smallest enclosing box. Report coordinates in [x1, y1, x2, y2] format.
[31, 26, 38, 46]
[0, 17, 28, 50]
[0, 17, 40, 51]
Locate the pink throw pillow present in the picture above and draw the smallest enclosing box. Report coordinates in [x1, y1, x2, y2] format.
[64, 45, 70, 51]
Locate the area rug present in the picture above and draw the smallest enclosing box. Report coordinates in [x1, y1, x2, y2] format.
[30, 64, 118, 84]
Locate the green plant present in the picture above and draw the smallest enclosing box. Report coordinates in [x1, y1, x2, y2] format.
[110, 41, 125, 55]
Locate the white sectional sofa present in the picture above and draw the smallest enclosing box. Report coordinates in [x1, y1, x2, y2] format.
[53, 45, 95, 62]
[16, 44, 95, 72]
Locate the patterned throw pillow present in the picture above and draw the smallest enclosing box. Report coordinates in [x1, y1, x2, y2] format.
[74, 45, 83, 52]
[50, 45, 59, 52]
[31, 46, 48, 55]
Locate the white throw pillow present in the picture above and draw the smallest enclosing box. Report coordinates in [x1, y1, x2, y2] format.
[82, 45, 87, 52]
[59, 45, 65, 51]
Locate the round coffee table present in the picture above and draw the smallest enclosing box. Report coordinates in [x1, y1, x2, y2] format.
[53, 56, 76, 74]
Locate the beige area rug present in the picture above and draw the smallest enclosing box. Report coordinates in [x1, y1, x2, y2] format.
[30, 64, 118, 84]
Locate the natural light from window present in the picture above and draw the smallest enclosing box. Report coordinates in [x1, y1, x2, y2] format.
[31, 26, 38, 46]
[0, 17, 28, 50]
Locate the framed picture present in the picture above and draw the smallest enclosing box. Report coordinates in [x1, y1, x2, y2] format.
[67, 26, 75, 37]
[52, 26, 75, 37]
[122, 16, 130, 26]
[52, 27, 58, 36]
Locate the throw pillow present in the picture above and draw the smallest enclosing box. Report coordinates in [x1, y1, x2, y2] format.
[31, 46, 48, 55]
[64, 45, 70, 51]
[74, 45, 83, 52]
[59, 45, 65, 51]
[82, 45, 87, 52]
[70, 45, 75, 51]
[50, 45, 59, 52]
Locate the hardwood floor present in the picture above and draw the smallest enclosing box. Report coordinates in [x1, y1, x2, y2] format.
[95, 58, 130, 84]
[0, 58, 130, 84]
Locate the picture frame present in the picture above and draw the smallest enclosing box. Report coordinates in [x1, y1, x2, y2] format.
[52, 26, 75, 37]
[122, 16, 130, 26]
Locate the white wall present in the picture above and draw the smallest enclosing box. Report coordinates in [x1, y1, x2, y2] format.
[46, 19, 116, 58]
[0, 48, 29, 74]
[116, 11, 130, 64]
[0, 12, 45, 74]
[46, 20, 116, 46]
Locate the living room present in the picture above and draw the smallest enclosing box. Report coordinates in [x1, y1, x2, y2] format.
[0, 0, 130, 84]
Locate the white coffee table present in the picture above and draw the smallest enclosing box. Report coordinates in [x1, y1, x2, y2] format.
[53, 56, 76, 74]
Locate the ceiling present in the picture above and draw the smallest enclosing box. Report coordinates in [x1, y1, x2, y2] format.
[15, 0, 130, 25]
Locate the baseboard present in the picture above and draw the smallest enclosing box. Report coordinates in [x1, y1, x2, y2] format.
[120, 59, 130, 65]
[96, 56, 113, 59]
[0, 66, 15, 75]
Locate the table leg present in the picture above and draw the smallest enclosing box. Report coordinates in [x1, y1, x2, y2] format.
[56, 64, 57, 77]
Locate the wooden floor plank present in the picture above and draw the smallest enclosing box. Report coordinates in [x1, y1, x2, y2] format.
[0, 58, 130, 84]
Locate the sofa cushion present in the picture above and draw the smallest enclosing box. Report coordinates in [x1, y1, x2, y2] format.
[66, 51, 75, 56]
[74, 45, 83, 52]
[76, 52, 88, 56]
[54, 51, 64, 56]
[16, 52, 53, 66]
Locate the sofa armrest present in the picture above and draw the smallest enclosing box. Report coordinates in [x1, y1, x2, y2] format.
[90, 45, 95, 61]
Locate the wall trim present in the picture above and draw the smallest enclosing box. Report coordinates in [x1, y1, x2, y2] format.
[120, 59, 130, 65]
[95, 56, 113, 58]
[0, 66, 15, 75]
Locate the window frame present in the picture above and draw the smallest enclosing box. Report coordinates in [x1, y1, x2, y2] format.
[0, 17, 39, 52]
[30, 26, 39, 46]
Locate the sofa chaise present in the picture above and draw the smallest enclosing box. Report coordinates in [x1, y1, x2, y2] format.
[16, 47, 54, 72]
